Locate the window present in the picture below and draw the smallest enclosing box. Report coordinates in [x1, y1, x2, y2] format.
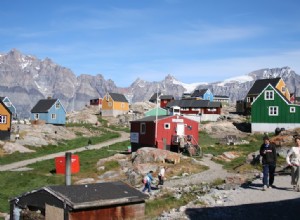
[164, 123, 170, 129]
[282, 87, 286, 92]
[265, 91, 274, 100]
[51, 114, 56, 119]
[55, 102, 60, 109]
[108, 102, 112, 107]
[121, 103, 125, 109]
[140, 123, 146, 134]
[34, 113, 39, 119]
[269, 106, 278, 116]
[0, 115, 7, 124]
[290, 107, 296, 113]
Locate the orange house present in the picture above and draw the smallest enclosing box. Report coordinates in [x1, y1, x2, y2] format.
[101, 93, 129, 117]
[0, 99, 12, 140]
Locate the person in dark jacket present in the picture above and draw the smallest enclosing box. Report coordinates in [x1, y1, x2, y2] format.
[260, 136, 277, 190]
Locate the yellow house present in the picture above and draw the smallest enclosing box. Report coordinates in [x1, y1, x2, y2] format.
[101, 93, 129, 117]
[0, 99, 12, 140]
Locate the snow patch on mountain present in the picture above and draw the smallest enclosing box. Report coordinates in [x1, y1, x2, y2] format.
[217, 75, 253, 86]
[172, 79, 207, 93]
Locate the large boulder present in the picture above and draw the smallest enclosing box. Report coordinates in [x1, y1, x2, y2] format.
[132, 147, 181, 165]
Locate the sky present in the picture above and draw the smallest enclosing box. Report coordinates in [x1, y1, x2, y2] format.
[1, 0, 300, 87]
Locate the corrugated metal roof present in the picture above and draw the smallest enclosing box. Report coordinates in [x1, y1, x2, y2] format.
[30, 99, 58, 113]
[247, 78, 281, 95]
[109, 93, 128, 102]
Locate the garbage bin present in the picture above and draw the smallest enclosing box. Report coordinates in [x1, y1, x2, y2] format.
[55, 154, 80, 174]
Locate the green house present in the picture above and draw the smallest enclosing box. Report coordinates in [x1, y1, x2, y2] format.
[144, 107, 168, 117]
[251, 83, 300, 132]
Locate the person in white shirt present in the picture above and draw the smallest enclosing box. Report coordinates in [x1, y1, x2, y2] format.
[286, 136, 300, 191]
[158, 166, 166, 186]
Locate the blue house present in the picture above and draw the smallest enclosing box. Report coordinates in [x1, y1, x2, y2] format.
[30, 98, 66, 125]
[0, 96, 17, 119]
[191, 89, 214, 102]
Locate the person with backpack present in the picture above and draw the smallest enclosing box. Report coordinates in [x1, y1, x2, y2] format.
[142, 171, 153, 194]
[260, 136, 277, 191]
[286, 136, 300, 191]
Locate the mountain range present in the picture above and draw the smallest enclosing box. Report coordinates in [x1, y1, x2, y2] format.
[1, 49, 300, 118]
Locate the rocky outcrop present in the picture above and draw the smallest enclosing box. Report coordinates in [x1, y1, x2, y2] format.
[1, 49, 300, 118]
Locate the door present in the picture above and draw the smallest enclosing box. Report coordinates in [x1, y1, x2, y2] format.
[176, 123, 185, 136]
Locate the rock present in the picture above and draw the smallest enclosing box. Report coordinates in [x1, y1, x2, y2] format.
[3, 142, 35, 154]
[133, 147, 181, 165]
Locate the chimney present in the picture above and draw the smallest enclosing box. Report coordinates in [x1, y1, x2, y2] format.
[65, 152, 72, 186]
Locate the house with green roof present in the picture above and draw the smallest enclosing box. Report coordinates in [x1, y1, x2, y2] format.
[144, 107, 168, 117]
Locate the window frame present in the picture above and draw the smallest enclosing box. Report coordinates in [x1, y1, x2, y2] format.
[269, 106, 279, 116]
[164, 123, 170, 129]
[265, 90, 274, 100]
[290, 107, 296, 113]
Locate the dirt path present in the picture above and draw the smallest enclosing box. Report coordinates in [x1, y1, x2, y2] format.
[164, 154, 230, 187]
[0, 132, 129, 172]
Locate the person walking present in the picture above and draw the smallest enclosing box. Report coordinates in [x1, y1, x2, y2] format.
[286, 136, 300, 191]
[158, 166, 166, 186]
[142, 171, 153, 194]
[260, 136, 277, 191]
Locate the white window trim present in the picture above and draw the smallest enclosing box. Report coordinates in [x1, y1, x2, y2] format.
[290, 107, 296, 113]
[51, 114, 56, 119]
[34, 113, 39, 119]
[0, 115, 7, 124]
[55, 102, 60, 109]
[265, 90, 274, 100]
[164, 123, 170, 129]
[269, 106, 278, 116]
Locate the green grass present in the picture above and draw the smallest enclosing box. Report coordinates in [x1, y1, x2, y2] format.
[0, 141, 130, 213]
[97, 116, 130, 132]
[199, 131, 219, 148]
[0, 130, 120, 165]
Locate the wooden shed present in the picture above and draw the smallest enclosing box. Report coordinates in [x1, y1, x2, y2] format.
[130, 115, 199, 152]
[10, 181, 148, 220]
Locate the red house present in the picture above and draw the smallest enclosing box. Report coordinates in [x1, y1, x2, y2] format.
[90, 98, 102, 107]
[130, 115, 199, 152]
[149, 93, 174, 109]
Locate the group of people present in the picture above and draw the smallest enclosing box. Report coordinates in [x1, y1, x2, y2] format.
[260, 136, 300, 191]
[142, 166, 166, 194]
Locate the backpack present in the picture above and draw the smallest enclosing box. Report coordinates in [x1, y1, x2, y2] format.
[142, 176, 148, 184]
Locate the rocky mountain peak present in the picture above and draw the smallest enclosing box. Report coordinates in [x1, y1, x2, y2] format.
[1, 49, 300, 118]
